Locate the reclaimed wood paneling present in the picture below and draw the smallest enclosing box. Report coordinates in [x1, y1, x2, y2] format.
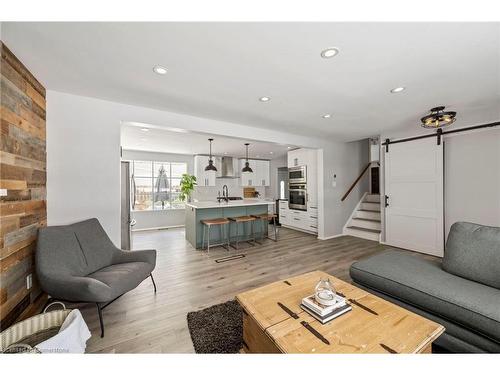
[0, 42, 47, 330]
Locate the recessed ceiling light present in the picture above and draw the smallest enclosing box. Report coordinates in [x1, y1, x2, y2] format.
[259, 96, 271, 102]
[140, 128, 149, 132]
[224, 152, 228, 155]
[320, 48, 339, 59]
[322, 114, 332, 119]
[390, 86, 405, 93]
[287, 146, 292, 149]
[153, 65, 168, 75]
[270, 151, 274, 154]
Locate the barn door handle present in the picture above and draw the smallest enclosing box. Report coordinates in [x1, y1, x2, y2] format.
[385, 195, 389, 207]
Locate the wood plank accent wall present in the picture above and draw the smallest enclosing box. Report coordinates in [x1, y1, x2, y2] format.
[0, 42, 47, 330]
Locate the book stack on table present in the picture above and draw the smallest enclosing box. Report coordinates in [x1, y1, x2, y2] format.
[301, 294, 352, 324]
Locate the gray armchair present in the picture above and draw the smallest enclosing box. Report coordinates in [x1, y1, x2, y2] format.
[36, 218, 157, 337]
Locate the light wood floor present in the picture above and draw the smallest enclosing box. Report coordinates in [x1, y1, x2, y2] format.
[78, 226, 417, 353]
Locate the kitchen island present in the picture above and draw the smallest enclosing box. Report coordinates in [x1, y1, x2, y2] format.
[185, 199, 275, 249]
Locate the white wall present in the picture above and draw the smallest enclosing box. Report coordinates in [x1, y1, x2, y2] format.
[122, 149, 194, 230]
[47, 90, 335, 245]
[46, 91, 122, 243]
[318, 140, 370, 239]
[265, 154, 288, 201]
[444, 129, 500, 237]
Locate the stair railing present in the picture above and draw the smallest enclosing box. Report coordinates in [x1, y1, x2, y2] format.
[341, 162, 378, 202]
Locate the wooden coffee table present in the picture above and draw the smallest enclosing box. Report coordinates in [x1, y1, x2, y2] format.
[236, 270, 445, 353]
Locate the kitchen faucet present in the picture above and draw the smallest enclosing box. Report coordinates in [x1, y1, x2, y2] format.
[222, 185, 229, 201]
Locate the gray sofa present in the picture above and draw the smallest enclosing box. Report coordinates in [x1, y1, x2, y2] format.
[36, 218, 157, 337]
[350, 222, 500, 353]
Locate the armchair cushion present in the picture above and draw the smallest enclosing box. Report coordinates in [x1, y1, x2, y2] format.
[88, 261, 155, 302]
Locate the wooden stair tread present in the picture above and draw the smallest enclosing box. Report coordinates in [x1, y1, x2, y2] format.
[358, 209, 381, 213]
[352, 217, 381, 223]
[347, 226, 381, 234]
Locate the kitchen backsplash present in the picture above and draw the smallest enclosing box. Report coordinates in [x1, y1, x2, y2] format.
[192, 178, 266, 201]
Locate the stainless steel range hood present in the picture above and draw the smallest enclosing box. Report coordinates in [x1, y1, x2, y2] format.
[217, 156, 238, 178]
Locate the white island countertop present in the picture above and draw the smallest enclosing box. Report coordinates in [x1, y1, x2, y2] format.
[186, 199, 275, 209]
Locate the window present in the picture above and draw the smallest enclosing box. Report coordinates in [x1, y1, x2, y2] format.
[131, 160, 187, 211]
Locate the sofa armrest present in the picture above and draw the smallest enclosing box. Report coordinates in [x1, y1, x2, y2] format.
[112, 249, 157, 269]
[39, 274, 111, 303]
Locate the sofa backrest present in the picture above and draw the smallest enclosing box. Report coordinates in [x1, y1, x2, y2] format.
[37, 218, 117, 277]
[443, 222, 500, 289]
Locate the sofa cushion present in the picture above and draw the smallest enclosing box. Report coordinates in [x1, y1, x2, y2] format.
[350, 251, 500, 343]
[88, 261, 155, 300]
[443, 222, 500, 289]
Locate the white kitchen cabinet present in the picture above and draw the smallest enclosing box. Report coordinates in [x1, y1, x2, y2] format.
[239, 159, 256, 186]
[239, 159, 269, 186]
[287, 148, 312, 168]
[194, 155, 217, 187]
[255, 160, 270, 187]
[282, 207, 318, 234]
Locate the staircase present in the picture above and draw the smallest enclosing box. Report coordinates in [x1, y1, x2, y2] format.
[343, 193, 381, 241]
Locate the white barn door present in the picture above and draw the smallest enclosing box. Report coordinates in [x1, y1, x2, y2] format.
[384, 137, 444, 257]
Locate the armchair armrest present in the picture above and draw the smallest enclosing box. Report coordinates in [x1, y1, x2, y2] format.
[39, 274, 112, 303]
[112, 249, 157, 269]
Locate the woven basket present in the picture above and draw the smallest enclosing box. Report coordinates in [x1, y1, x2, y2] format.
[1, 302, 72, 354]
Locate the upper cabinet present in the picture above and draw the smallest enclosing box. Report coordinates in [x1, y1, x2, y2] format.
[288, 149, 310, 168]
[255, 159, 270, 187]
[239, 159, 270, 187]
[194, 155, 218, 187]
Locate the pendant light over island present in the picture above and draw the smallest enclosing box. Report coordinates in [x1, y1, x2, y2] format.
[204, 138, 217, 172]
[241, 143, 253, 173]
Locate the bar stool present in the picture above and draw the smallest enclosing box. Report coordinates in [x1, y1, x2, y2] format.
[228, 216, 257, 250]
[201, 218, 230, 253]
[252, 213, 278, 243]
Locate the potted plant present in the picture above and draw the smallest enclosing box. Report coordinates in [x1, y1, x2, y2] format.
[179, 174, 197, 203]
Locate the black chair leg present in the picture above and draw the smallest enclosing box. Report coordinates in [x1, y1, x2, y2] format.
[96, 303, 104, 338]
[150, 273, 157, 293]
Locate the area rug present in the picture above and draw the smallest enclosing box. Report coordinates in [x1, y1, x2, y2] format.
[187, 299, 243, 353]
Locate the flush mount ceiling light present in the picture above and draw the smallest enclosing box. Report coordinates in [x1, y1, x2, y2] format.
[242, 143, 253, 173]
[421, 106, 457, 129]
[204, 138, 217, 172]
[259, 96, 271, 102]
[390, 87, 406, 93]
[322, 114, 332, 119]
[320, 47, 339, 59]
[153, 65, 168, 75]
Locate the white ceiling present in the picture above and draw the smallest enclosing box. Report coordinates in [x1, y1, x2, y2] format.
[121, 122, 291, 158]
[3, 22, 499, 141]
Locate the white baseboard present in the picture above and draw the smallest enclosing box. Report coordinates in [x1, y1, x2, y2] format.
[132, 225, 185, 232]
[317, 234, 345, 240]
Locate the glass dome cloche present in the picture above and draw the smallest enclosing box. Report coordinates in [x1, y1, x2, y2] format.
[315, 278, 337, 306]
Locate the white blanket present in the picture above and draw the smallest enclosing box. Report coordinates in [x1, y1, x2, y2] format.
[36, 309, 91, 353]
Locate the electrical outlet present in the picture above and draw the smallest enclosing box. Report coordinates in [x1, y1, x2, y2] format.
[26, 274, 33, 290]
